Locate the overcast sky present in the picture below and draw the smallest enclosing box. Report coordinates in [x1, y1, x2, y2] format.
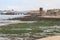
[0, 0, 60, 11]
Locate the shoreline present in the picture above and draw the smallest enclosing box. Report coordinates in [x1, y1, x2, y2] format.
[0, 20, 37, 26]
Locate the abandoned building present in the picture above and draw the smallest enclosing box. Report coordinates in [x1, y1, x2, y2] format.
[27, 7, 46, 16]
[47, 9, 60, 16]
[8, 7, 60, 21]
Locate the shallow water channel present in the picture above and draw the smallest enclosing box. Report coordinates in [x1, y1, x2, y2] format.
[0, 37, 24, 40]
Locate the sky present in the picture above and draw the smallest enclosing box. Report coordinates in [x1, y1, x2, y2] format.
[0, 0, 60, 11]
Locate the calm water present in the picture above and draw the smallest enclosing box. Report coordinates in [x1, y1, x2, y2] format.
[0, 15, 28, 19]
[0, 37, 23, 40]
[0, 20, 20, 26]
[0, 37, 10, 40]
[0, 14, 30, 26]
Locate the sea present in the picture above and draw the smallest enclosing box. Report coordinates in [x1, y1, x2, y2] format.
[0, 15, 28, 26]
[0, 15, 28, 19]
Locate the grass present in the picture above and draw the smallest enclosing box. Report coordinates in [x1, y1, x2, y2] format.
[0, 21, 60, 34]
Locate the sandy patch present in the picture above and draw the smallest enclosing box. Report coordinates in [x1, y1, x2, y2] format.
[36, 35, 60, 40]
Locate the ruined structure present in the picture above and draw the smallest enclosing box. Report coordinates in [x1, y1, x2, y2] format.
[47, 9, 60, 16]
[8, 8, 60, 21]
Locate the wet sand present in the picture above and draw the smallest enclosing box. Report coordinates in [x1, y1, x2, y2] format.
[36, 35, 60, 40]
